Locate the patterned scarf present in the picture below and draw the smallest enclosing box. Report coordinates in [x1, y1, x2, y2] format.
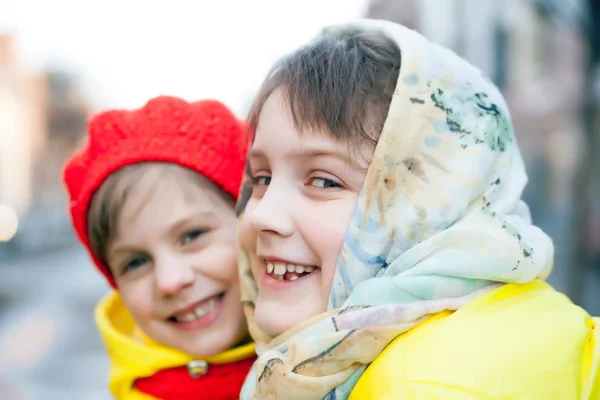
[236, 19, 554, 400]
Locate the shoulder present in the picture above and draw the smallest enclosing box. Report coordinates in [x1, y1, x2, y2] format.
[351, 281, 597, 399]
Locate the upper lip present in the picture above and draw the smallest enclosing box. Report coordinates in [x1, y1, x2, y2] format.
[259, 255, 318, 268]
[169, 293, 222, 317]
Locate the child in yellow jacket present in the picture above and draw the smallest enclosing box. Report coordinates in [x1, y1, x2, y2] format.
[64, 96, 255, 399]
[236, 20, 600, 399]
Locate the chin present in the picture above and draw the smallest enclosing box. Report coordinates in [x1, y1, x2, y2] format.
[187, 344, 223, 358]
[173, 319, 248, 358]
[255, 314, 290, 338]
[254, 300, 317, 338]
[184, 331, 234, 358]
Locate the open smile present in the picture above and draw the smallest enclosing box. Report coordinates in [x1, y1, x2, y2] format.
[166, 293, 226, 331]
[264, 258, 319, 282]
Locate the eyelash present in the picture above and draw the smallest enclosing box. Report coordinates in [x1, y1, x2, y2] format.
[122, 255, 149, 274]
[309, 177, 342, 189]
[182, 229, 205, 245]
[253, 176, 271, 186]
[119, 229, 205, 275]
[252, 174, 342, 189]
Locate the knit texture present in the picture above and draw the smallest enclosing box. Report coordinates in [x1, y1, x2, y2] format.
[63, 96, 249, 287]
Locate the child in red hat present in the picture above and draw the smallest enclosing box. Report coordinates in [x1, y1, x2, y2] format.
[63, 96, 255, 400]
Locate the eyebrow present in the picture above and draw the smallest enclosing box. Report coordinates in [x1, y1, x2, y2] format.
[167, 210, 214, 235]
[249, 147, 363, 170]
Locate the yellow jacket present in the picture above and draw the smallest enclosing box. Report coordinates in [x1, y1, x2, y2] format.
[351, 281, 600, 399]
[95, 292, 255, 400]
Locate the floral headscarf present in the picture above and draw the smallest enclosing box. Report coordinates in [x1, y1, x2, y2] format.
[236, 19, 554, 400]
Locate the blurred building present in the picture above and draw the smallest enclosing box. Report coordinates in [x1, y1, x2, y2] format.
[0, 34, 36, 214]
[0, 33, 89, 251]
[366, 0, 419, 30]
[34, 71, 89, 208]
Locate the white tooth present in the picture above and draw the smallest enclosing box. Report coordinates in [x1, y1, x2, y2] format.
[295, 265, 305, 273]
[289, 274, 299, 281]
[287, 264, 295, 272]
[195, 298, 218, 318]
[267, 262, 274, 273]
[200, 302, 210, 316]
[184, 312, 197, 322]
[274, 263, 287, 275]
[208, 298, 217, 309]
[177, 312, 197, 323]
[305, 266, 315, 273]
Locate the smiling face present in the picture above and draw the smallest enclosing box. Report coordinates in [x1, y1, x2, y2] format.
[239, 90, 373, 337]
[96, 164, 247, 357]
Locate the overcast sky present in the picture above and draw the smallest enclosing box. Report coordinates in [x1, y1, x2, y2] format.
[1, 0, 368, 115]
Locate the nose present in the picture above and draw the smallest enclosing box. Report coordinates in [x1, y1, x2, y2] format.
[248, 179, 295, 237]
[154, 251, 195, 298]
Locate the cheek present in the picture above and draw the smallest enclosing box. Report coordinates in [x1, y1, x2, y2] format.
[239, 207, 261, 279]
[221, 246, 240, 285]
[118, 280, 155, 319]
[193, 242, 240, 285]
[306, 196, 358, 290]
[311, 197, 356, 254]
[239, 211, 254, 251]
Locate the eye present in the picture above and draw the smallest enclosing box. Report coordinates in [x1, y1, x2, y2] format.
[182, 229, 205, 245]
[253, 176, 271, 186]
[310, 177, 342, 189]
[123, 255, 149, 274]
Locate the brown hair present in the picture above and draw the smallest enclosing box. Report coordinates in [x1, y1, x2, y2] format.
[87, 162, 233, 265]
[248, 26, 401, 151]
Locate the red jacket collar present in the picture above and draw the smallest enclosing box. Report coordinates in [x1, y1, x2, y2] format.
[135, 355, 256, 400]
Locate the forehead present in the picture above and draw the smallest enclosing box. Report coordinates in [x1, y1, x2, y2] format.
[255, 90, 348, 152]
[116, 165, 232, 227]
[255, 89, 295, 137]
[254, 90, 373, 169]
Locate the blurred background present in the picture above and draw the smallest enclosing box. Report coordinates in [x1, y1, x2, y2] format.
[0, 0, 598, 398]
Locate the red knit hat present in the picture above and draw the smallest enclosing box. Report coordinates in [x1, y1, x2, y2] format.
[63, 96, 249, 288]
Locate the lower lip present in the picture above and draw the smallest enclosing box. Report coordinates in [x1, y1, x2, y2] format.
[168, 294, 226, 332]
[260, 269, 320, 290]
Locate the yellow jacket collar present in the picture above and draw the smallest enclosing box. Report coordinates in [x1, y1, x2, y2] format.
[95, 291, 254, 399]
